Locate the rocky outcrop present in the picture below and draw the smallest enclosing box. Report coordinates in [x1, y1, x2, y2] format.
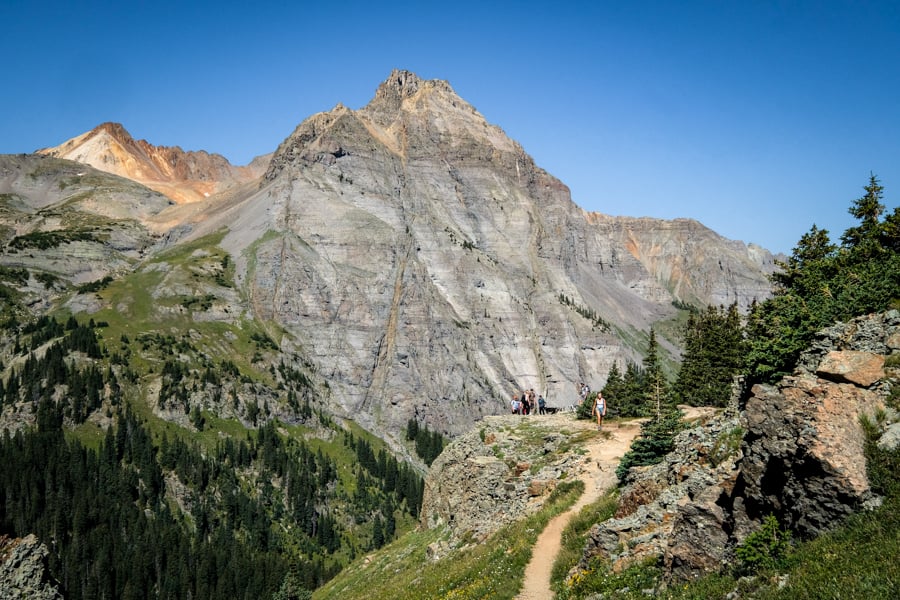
[589, 215, 778, 311]
[0, 154, 171, 290]
[421, 414, 591, 553]
[734, 311, 899, 539]
[0, 534, 62, 600]
[577, 311, 899, 581]
[581, 406, 743, 577]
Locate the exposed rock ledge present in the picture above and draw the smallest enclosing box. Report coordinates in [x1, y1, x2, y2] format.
[577, 310, 899, 581]
[421, 413, 594, 555]
[0, 534, 62, 600]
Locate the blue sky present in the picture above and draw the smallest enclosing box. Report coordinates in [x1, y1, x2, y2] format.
[2, 1, 899, 254]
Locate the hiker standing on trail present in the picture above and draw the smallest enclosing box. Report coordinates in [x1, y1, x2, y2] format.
[592, 392, 606, 430]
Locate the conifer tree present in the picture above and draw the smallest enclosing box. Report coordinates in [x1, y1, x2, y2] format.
[746, 175, 900, 383]
[642, 328, 668, 416]
[673, 303, 745, 407]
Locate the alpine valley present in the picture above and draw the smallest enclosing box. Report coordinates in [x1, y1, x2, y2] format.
[0, 70, 784, 598]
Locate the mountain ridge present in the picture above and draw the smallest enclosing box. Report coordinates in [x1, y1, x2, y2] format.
[5, 69, 777, 441]
[38, 121, 270, 204]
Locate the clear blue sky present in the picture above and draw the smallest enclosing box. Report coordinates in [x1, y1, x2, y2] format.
[2, 1, 899, 254]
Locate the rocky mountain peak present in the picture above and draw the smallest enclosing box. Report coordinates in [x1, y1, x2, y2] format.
[373, 69, 424, 105]
[195, 70, 780, 440]
[92, 121, 133, 142]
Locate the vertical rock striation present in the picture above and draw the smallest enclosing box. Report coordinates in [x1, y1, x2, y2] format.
[190, 69, 776, 440]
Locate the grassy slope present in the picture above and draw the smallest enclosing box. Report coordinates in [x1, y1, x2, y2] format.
[314, 480, 584, 600]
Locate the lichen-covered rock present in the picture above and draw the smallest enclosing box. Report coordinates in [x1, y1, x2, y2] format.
[579, 406, 742, 576]
[0, 534, 62, 600]
[421, 413, 589, 552]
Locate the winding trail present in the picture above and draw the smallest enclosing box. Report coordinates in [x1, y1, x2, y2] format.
[516, 407, 715, 600]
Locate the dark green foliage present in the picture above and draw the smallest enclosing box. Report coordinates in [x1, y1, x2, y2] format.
[8, 229, 97, 250]
[671, 298, 698, 312]
[600, 330, 671, 419]
[76, 275, 114, 294]
[34, 271, 59, 289]
[558, 294, 610, 330]
[735, 514, 792, 574]
[0, 265, 29, 285]
[672, 303, 745, 407]
[0, 411, 287, 600]
[746, 175, 900, 383]
[618, 362, 650, 417]
[406, 418, 446, 466]
[576, 392, 595, 419]
[3, 317, 105, 423]
[615, 407, 684, 482]
[180, 294, 216, 311]
[250, 331, 279, 350]
[345, 430, 424, 550]
[861, 413, 900, 498]
[273, 573, 313, 600]
[642, 328, 667, 406]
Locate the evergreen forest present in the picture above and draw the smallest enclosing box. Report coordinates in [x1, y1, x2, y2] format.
[0, 304, 427, 598]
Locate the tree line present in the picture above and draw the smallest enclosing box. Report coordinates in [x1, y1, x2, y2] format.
[602, 175, 900, 480]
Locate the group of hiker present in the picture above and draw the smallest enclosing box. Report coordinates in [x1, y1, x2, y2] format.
[509, 388, 546, 415]
[509, 382, 606, 429]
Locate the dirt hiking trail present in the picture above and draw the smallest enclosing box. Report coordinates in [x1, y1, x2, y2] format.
[515, 407, 716, 600]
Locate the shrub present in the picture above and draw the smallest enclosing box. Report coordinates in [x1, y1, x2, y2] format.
[735, 514, 791, 574]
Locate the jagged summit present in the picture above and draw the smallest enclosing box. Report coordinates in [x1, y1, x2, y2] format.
[264, 69, 529, 185]
[367, 69, 456, 114]
[373, 69, 425, 104]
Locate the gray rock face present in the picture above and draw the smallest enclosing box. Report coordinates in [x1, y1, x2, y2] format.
[0, 534, 62, 600]
[184, 69, 776, 440]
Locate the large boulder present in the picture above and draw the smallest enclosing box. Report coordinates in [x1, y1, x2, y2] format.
[736, 373, 884, 538]
[734, 311, 900, 539]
